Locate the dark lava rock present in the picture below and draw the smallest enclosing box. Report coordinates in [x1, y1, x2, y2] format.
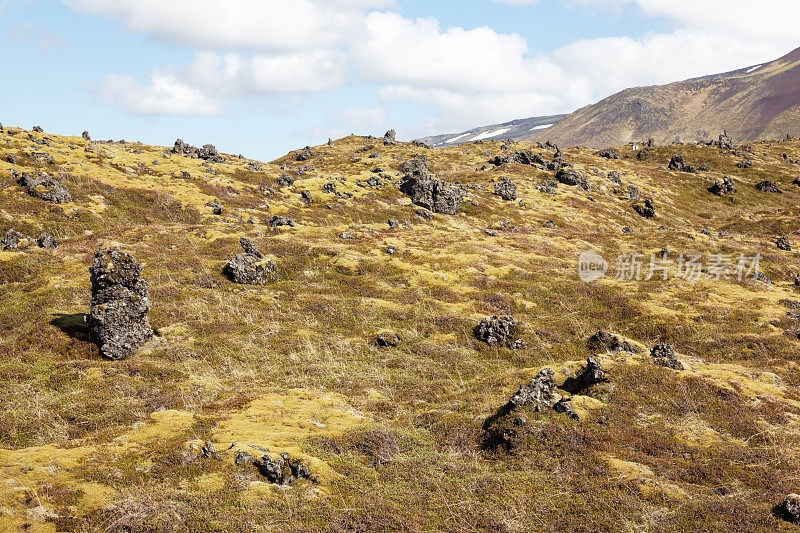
[754, 271, 773, 284]
[588, 331, 641, 353]
[717, 131, 733, 150]
[494, 179, 518, 201]
[555, 168, 590, 190]
[756, 180, 782, 193]
[6, 154, 17, 165]
[254, 452, 315, 485]
[668, 154, 695, 173]
[387, 218, 400, 229]
[383, 129, 397, 146]
[224, 238, 277, 285]
[415, 209, 435, 220]
[2, 229, 28, 250]
[776, 494, 800, 524]
[698, 163, 710, 172]
[296, 146, 313, 161]
[17, 172, 72, 203]
[509, 339, 527, 350]
[482, 368, 571, 450]
[400, 156, 466, 215]
[37, 232, 57, 249]
[634, 199, 656, 218]
[737, 160, 753, 169]
[651, 343, 683, 370]
[539, 179, 558, 195]
[377, 331, 401, 347]
[198, 144, 225, 163]
[87, 248, 153, 360]
[277, 174, 295, 187]
[82, 131, 91, 141]
[607, 171, 622, 185]
[269, 215, 296, 227]
[627, 185, 640, 201]
[206, 199, 224, 215]
[170, 138, 198, 156]
[490, 150, 546, 166]
[411, 140, 431, 149]
[474, 315, 517, 346]
[709, 177, 735, 196]
[580, 357, 605, 386]
[32, 126, 44, 133]
[777, 236, 792, 251]
[597, 149, 620, 160]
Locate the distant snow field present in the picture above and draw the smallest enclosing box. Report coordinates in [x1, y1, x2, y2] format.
[529, 123, 554, 131]
[444, 133, 470, 144]
[746, 65, 762, 73]
[470, 128, 511, 141]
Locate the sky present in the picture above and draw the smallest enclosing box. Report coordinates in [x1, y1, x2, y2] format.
[0, 1, 798, 161]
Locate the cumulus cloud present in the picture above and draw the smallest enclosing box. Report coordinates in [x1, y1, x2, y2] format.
[63, 0, 395, 51]
[67, 0, 800, 135]
[95, 73, 222, 116]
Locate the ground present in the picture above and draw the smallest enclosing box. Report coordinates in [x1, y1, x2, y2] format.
[1, 127, 800, 531]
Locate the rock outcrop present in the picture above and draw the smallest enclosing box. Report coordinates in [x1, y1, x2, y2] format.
[17, 172, 71, 203]
[474, 315, 517, 346]
[224, 237, 277, 285]
[399, 156, 466, 215]
[87, 249, 153, 360]
[494, 179, 518, 201]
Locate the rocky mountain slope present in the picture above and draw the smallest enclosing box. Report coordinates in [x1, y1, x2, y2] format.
[527, 47, 800, 148]
[414, 114, 566, 147]
[3, 123, 800, 530]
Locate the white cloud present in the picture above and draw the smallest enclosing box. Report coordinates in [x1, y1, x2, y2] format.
[63, 0, 395, 51]
[95, 73, 222, 116]
[307, 107, 387, 140]
[185, 50, 348, 94]
[11, 22, 66, 54]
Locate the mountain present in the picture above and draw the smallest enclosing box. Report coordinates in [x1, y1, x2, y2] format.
[528, 46, 800, 148]
[4, 123, 800, 529]
[414, 113, 566, 147]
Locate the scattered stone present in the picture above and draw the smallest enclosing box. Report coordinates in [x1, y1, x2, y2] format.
[597, 149, 620, 160]
[777, 236, 792, 251]
[245, 161, 262, 172]
[269, 215, 296, 227]
[626, 185, 640, 201]
[650, 343, 683, 370]
[253, 452, 315, 485]
[717, 131, 733, 150]
[539, 179, 558, 195]
[668, 154, 695, 173]
[37, 232, 57, 249]
[777, 494, 800, 524]
[2, 229, 29, 251]
[622, 226, 634, 234]
[32, 126, 43, 133]
[482, 368, 573, 449]
[377, 332, 400, 347]
[224, 238, 277, 285]
[736, 160, 754, 169]
[588, 331, 641, 353]
[607, 171, 622, 185]
[634, 199, 656, 218]
[387, 218, 400, 229]
[709, 176, 736, 196]
[494, 179, 518, 201]
[386, 245, 398, 255]
[6, 154, 17, 165]
[383, 129, 397, 146]
[754, 271, 772, 284]
[277, 174, 295, 187]
[411, 140, 431, 149]
[301, 190, 312, 201]
[87, 248, 153, 360]
[474, 315, 517, 347]
[490, 150, 546, 167]
[755, 180, 782, 193]
[580, 357, 605, 386]
[338, 232, 356, 240]
[400, 156, 466, 215]
[697, 163, 710, 172]
[82, 131, 91, 141]
[17, 172, 72, 203]
[415, 208, 435, 220]
[206, 199, 224, 215]
[509, 339, 527, 350]
[296, 147, 313, 161]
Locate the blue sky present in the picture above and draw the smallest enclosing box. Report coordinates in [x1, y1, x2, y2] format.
[0, 1, 797, 160]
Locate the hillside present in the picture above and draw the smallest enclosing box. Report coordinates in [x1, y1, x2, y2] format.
[528, 47, 800, 149]
[3, 124, 800, 531]
[414, 114, 566, 147]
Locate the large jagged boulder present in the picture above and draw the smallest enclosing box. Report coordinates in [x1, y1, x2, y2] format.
[87, 248, 153, 360]
[2, 229, 30, 251]
[198, 144, 225, 163]
[489, 150, 546, 166]
[756, 180, 782, 193]
[399, 156, 466, 215]
[170, 138, 199, 157]
[555, 168, 590, 190]
[587, 331, 642, 353]
[383, 129, 397, 146]
[633, 199, 656, 218]
[224, 237, 277, 285]
[474, 315, 517, 346]
[17, 172, 71, 203]
[668, 154, 696, 173]
[717, 131, 733, 150]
